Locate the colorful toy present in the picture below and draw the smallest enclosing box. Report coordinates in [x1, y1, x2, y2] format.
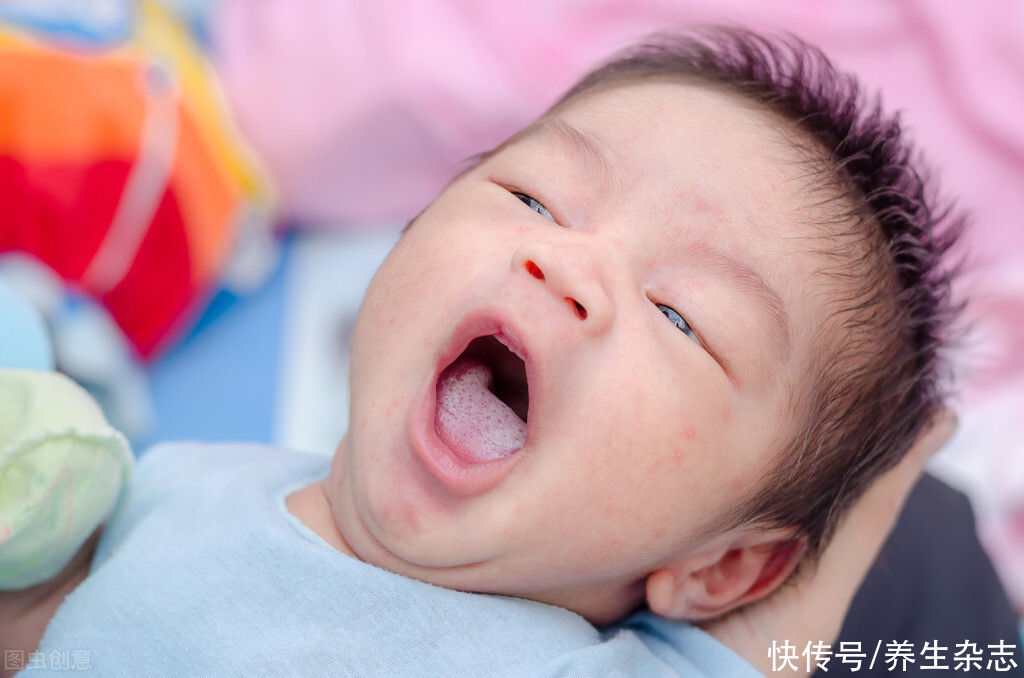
[0, 0, 274, 360]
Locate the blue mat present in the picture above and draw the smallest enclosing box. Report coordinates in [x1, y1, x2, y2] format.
[134, 237, 292, 453]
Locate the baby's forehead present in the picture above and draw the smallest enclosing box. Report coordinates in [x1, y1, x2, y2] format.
[499, 81, 825, 235]
[548, 77, 796, 154]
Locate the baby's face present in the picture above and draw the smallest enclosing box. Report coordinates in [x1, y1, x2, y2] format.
[329, 80, 834, 622]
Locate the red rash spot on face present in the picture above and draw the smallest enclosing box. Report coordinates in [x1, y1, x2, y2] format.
[693, 196, 713, 213]
[684, 426, 696, 441]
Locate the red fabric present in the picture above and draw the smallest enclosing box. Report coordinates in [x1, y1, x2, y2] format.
[102, 187, 195, 360]
[0, 156, 128, 279]
[0, 154, 197, 359]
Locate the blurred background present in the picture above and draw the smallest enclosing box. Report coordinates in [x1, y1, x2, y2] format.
[0, 0, 1021, 630]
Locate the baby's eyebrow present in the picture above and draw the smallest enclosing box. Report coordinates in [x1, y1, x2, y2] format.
[689, 241, 792, 362]
[502, 118, 614, 184]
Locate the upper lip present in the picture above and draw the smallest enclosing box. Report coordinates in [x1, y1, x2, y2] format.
[492, 328, 528, 364]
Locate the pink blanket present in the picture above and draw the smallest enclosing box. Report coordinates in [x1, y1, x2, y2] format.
[210, 0, 1024, 610]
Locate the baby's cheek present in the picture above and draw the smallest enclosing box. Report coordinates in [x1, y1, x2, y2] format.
[671, 428, 697, 463]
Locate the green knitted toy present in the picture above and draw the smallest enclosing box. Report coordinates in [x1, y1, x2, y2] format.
[0, 369, 133, 590]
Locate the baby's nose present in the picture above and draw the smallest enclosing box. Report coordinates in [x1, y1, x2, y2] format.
[511, 241, 614, 334]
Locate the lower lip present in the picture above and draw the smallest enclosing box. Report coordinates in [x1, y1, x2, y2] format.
[408, 385, 525, 496]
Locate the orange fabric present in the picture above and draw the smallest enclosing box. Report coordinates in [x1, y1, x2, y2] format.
[0, 45, 144, 163]
[170, 99, 239, 284]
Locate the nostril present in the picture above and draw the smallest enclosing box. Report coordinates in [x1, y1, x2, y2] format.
[568, 298, 587, 320]
[525, 260, 545, 281]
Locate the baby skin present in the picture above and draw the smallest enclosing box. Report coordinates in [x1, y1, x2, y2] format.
[3, 78, 952, 676]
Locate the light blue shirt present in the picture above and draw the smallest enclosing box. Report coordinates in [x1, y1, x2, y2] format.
[30, 443, 761, 677]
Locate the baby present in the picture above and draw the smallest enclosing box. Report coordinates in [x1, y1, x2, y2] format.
[2, 27, 961, 676]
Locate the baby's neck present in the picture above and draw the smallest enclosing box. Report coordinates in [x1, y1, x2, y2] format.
[286, 480, 359, 559]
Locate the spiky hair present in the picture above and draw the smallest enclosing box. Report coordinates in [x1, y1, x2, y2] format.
[553, 26, 965, 566]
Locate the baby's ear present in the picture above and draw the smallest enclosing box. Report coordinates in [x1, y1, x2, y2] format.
[645, 529, 805, 621]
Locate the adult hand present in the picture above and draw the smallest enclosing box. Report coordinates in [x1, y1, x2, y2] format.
[702, 409, 958, 675]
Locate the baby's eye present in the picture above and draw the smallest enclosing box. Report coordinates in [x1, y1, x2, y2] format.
[512, 191, 555, 222]
[656, 304, 700, 344]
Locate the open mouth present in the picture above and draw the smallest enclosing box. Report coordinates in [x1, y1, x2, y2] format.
[434, 334, 530, 464]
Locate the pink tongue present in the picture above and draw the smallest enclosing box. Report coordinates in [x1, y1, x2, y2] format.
[435, 355, 527, 463]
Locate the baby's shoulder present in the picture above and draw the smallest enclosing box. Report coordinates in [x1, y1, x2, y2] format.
[94, 442, 324, 566]
[136, 440, 275, 473]
[111, 442, 316, 532]
[128, 441, 326, 511]
[133, 441, 310, 490]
